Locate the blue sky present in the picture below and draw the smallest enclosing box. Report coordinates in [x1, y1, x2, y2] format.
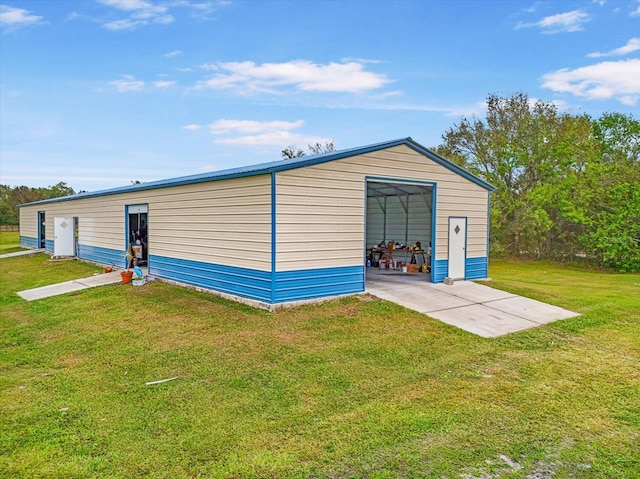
[1, 0, 639, 192]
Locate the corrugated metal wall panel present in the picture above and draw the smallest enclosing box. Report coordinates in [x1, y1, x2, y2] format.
[18, 175, 273, 273]
[432, 259, 448, 283]
[80, 244, 124, 267]
[274, 266, 364, 302]
[151, 254, 272, 303]
[369, 193, 431, 249]
[20, 198, 124, 254]
[365, 196, 385, 247]
[150, 176, 272, 271]
[20, 236, 38, 249]
[466, 256, 489, 280]
[432, 256, 488, 282]
[276, 144, 488, 273]
[384, 196, 407, 243]
[19, 206, 38, 238]
[408, 194, 432, 249]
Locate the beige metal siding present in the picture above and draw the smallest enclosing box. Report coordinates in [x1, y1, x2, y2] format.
[19, 198, 123, 249]
[149, 175, 272, 270]
[19, 206, 38, 238]
[18, 175, 273, 271]
[276, 144, 488, 271]
[276, 173, 364, 270]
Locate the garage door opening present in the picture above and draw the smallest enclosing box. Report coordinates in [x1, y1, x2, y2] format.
[365, 180, 434, 282]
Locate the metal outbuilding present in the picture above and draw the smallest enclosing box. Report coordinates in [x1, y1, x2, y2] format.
[19, 138, 494, 309]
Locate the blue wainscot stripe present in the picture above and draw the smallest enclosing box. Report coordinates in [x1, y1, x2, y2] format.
[274, 266, 365, 303]
[432, 259, 448, 283]
[79, 244, 123, 268]
[150, 255, 272, 303]
[45, 239, 54, 253]
[20, 236, 38, 249]
[432, 257, 488, 282]
[465, 256, 488, 280]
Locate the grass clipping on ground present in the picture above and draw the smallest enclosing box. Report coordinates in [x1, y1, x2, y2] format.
[1, 255, 639, 478]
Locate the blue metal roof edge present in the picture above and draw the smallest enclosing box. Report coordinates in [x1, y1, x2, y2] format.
[20, 137, 493, 207]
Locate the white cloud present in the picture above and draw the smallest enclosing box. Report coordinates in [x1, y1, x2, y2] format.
[108, 75, 174, 91]
[207, 118, 329, 147]
[516, 9, 590, 33]
[103, 18, 143, 30]
[341, 57, 384, 64]
[182, 124, 202, 131]
[97, 0, 230, 29]
[110, 76, 145, 92]
[209, 119, 304, 134]
[631, 2, 640, 16]
[619, 95, 639, 106]
[164, 50, 182, 58]
[99, 0, 173, 30]
[100, 0, 155, 11]
[195, 60, 391, 94]
[172, 0, 232, 20]
[588, 37, 640, 57]
[199, 63, 219, 71]
[0, 5, 43, 30]
[369, 90, 404, 100]
[154, 80, 176, 88]
[541, 59, 640, 105]
[214, 131, 324, 146]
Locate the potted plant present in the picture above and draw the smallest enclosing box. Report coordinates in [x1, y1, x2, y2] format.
[120, 247, 134, 284]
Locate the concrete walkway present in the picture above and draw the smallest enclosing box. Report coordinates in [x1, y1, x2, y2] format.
[0, 248, 45, 259]
[17, 271, 124, 301]
[366, 270, 580, 337]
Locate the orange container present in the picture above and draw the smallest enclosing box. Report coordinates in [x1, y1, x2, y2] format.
[120, 270, 133, 284]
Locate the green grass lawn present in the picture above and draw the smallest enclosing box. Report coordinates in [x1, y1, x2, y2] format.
[1, 255, 638, 478]
[0, 230, 23, 254]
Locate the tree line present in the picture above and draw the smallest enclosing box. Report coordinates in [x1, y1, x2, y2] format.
[434, 92, 639, 272]
[0, 182, 77, 226]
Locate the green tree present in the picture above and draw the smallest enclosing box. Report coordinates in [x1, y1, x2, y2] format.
[575, 113, 640, 271]
[281, 140, 335, 159]
[281, 145, 306, 159]
[437, 92, 598, 257]
[0, 182, 76, 225]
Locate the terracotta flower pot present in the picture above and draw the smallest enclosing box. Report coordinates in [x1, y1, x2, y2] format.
[120, 270, 133, 284]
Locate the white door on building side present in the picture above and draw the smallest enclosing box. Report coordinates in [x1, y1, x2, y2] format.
[448, 217, 466, 280]
[54, 217, 76, 257]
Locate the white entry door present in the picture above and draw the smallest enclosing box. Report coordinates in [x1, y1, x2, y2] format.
[448, 217, 466, 280]
[54, 217, 76, 257]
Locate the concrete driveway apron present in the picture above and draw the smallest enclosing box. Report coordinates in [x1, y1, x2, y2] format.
[366, 272, 580, 338]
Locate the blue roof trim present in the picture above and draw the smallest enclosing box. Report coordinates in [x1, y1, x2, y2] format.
[20, 137, 494, 207]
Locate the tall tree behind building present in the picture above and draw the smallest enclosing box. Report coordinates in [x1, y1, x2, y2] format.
[435, 92, 639, 271]
[0, 182, 76, 225]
